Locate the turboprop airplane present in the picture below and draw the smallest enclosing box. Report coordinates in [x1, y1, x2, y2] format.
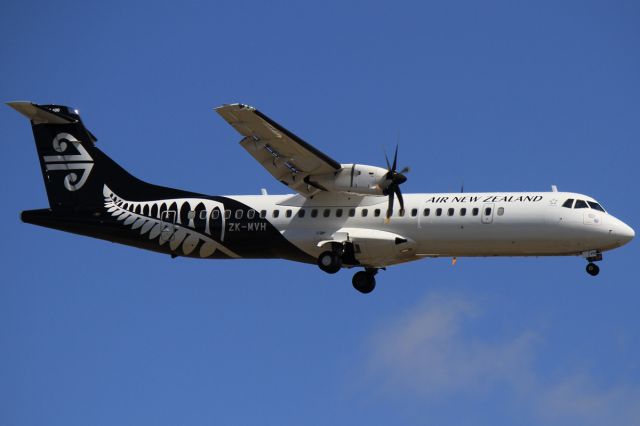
[9, 102, 634, 293]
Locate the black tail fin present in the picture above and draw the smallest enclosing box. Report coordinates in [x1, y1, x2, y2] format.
[8, 102, 148, 210]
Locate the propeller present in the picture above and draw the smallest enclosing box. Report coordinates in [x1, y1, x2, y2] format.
[383, 145, 409, 220]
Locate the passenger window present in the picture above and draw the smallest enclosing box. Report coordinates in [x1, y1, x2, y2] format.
[574, 200, 588, 209]
[235, 209, 243, 219]
[286, 210, 292, 218]
[484, 207, 492, 216]
[273, 210, 279, 218]
[362, 209, 368, 217]
[587, 201, 605, 212]
[436, 208, 442, 216]
[199, 210, 207, 220]
[224, 210, 232, 219]
[411, 208, 418, 217]
[298, 209, 305, 218]
[311, 209, 318, 218]
[336, 209, 343, 217]
[349, 208, 356, 217]
[259, 210, 267, 218]
[472, 208, 479, 216]
[374, 209, 381, 217]
[247, 209, 255, 219]
[323, 209, 330, 218]
[211, 209, 220, 219]
[448, 208, 454, 216]
[423, 208, 430, 216]
[399, 209, 405, 217]
[460, 208, 466, 216]
[497, 207, 504, 216]
[562, 198, 574, 208]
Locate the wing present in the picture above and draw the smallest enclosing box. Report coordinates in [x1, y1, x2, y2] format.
[215, 104, 341, 196]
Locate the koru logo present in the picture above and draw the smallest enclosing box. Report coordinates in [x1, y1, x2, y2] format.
[43, 133, 94, 191]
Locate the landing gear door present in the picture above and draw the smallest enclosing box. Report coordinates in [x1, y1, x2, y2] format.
[481, 203, 494, 224]
[160, 210, 176, 243]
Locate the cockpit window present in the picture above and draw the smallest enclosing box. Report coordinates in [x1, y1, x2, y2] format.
[587, 201, 605, 212]
[574, 199, 588, 209]
[562, 198, 574, 208]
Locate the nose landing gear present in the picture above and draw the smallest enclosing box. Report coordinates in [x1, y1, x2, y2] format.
[582, 250, 602, 277]
[586, 262, 600, 276]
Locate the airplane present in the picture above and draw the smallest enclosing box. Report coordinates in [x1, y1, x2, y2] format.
[8, 101, 634, 293]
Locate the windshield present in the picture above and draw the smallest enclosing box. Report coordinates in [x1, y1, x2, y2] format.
[587, 201, 606, 212]
[561, 198, 607, 212]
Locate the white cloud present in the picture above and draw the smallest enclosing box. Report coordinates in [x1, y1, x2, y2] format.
[535, 375, 640, 425]
[364, 292, 640, 425]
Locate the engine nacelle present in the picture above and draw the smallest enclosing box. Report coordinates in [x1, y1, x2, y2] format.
[312, 164, 388, 196]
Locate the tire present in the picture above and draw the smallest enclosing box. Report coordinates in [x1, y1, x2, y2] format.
[352, 271, 376, 294]
[586, 263, 600, 276]
[317, 251, 342, 274]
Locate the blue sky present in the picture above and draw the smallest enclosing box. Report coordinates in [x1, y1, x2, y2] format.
[1, 1, 639, 425]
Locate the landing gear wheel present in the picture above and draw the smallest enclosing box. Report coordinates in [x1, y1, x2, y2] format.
[317, 251, 342, 274]
[352, 271, 376, 294]
[586, 262, 600, 276]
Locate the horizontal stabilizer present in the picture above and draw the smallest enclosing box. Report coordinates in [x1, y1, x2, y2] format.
[6, 101, 78, 125]
[7, 101, 97, 142]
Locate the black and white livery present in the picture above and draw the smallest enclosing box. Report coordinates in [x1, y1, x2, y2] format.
[9, 102, 634, 293]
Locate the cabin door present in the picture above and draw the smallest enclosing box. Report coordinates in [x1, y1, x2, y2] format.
[481, 203, 494, 224]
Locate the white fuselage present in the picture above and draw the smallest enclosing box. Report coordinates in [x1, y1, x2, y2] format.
[227, 191, 634, 268]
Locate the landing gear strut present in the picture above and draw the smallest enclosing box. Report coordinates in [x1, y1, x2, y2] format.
[352, 268, 378, 294]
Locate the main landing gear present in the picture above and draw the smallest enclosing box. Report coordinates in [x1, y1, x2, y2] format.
[582, 250, 602, 277]
[316, 245, 379, 293]
[317, 250, 342, 274]
[352, 268, 378, 294]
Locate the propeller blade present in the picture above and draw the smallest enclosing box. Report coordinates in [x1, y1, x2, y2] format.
[392, 145, 398, 172]
[384, 149, 391, 171]
[395, 185, 405, 212]
[399, 166, 410, 174]
[387, 188, 395, 219]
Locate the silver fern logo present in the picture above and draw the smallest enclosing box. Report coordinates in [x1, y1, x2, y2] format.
[103, 185, 240, 258]
[43, 133, 94, 191]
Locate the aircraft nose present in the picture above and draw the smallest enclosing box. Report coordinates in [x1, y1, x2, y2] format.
[610, 219, 634, 246]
